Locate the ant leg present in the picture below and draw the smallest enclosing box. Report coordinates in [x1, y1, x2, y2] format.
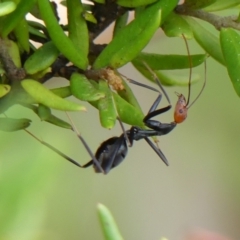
[144, 137, 169, 166]
[24, 129, 92, 169]
[117, 117, 132, 146]
[65, 113, 105, 173]
[122, 63, 172, 124]
[142, 61, 171, 105]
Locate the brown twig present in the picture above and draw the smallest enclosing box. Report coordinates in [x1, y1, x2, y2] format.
[175, 4, 240, 31]
[0, 38, 26, 82]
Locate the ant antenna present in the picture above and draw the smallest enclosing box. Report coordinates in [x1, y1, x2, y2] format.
[182, 34, 192, 106]
[181, 34, 206, 109]
[174, 35, 207, 123]
[187, 59, 207, 109]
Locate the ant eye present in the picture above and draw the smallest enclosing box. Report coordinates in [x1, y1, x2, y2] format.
[179, 109, 184, 114]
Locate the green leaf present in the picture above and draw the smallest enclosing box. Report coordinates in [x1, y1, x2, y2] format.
[50, 86, 72, 98]
[132, 61, 200, 86]
[220, 28, 240, 96]
[0, 118, 31, 131]
[117, 79, 143, 113]
[0, 84, 11, 98]
[98, 80, 116, 129]
[82, 11, 97, 23]
[93, 2, 161, 69]
[70, 73, 105, 101]
[28, 25, 47, 40]
[13, 18, 29, 52]
[21, 79, 86, 111]
[97, 203, 124, 240]
[162, 12, 193, 39]
[132, 52, 207, 70]
[113, 12, 129, 37]
[0, 0, 36, 37]
[116, 0, 157, 7]
[23, 103, 72, 129]
[24, 41, 59, 74]
[113, 92, 145, 127]
[185, 17, 225, 65]
[5, 39, 21, 68]
[45, 114, 72, 129]
[0, 1, 16, 17]
[204, 0, 240, 11]
[67, 0, 89, 60]
[37, 104, 51, 121]
[38, 0, 88, 70]
[153, 0, 179, 24]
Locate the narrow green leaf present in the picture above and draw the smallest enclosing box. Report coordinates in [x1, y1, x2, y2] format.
[50, 86, 72, 98]
[21, 79, 86, 111]
[162, 12, 193, 39]
[93, 3, 161, 69]
[70, 73, 105, 101]
[132, 61, 200, 86]
[45, 114, 72, 129]
[23, 103, 72, 129]
[204, 0, 240, 11]
[132, 52, 207, 70]
[24, 41, 59, 74]
[5, 39, 21, 68]
[13, 18, 29, 52]
[98, 80, 116, 129]
[113, 92, 144, 127]
[38, 0, 88, 70]
[97, 203, 124, 240]
[113, 12, 129, 37]
[67, 0, 89, 59]
[82, 11, 97, 23]
[153, 0, 179, 24]
[37, 104, 51, 121]
[0, 0, 36, 37]
[0, 1, 16, 17]
[185, 17, 225, 65]
[0, 118, 31, 131]
[28, 25, 47, 39]
[220, 28, 240, 96]
[117, 78, 143, 112]
[116, 0, 157, 7]
[0, 84, 11, 97]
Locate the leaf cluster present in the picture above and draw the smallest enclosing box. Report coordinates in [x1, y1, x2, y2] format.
[0, 0, 239, 132]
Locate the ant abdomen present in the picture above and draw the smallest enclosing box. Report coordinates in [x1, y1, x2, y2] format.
[93, 136, 128, 173]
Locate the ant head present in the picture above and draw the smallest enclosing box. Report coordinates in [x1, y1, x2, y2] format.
[173, 35, 206, 124]
[174, 92, 188, 124]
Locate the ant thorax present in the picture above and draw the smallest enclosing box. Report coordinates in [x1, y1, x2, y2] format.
[174, 93, 188, 124]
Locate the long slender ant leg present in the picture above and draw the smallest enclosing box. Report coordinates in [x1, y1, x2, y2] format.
[144, 137, 169, 166]
[24, 129, 87, 168]
[117, 116, 132, 146]
[142, 61, 171, 106]
[24, 116, 105, 173]
[65, 113, 105, 174]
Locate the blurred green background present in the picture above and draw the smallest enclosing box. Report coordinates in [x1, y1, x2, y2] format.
[1, 13, 240, 240]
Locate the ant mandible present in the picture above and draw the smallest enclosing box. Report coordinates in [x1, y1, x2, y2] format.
[26, 36, 206, 174]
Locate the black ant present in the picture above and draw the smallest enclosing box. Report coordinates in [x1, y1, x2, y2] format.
[25, 36, 206, 174]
